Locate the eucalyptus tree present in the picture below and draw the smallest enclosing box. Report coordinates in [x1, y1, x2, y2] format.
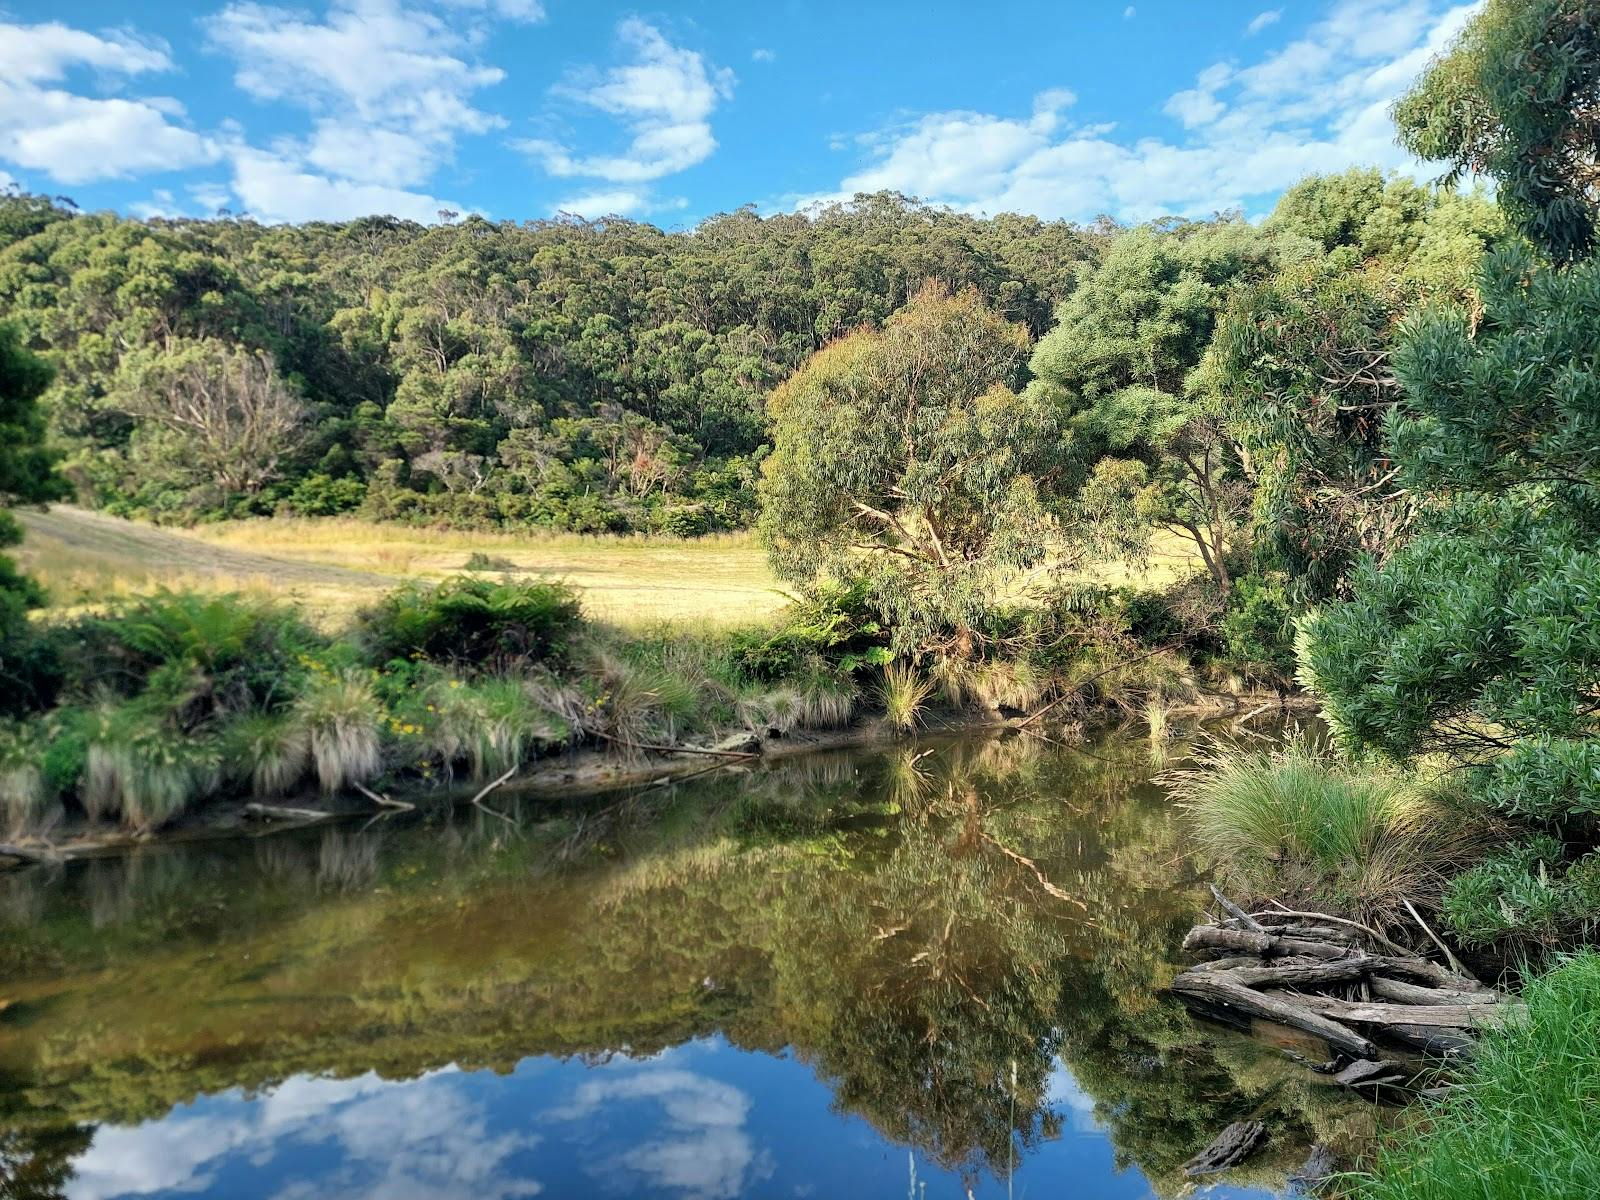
[759, 285, 1088, 653]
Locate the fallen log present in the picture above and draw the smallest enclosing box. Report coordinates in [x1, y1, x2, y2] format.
[1365, 955, 1493, 993]
[1386, 1024, 1476, 1059]
[244, 802, 335, 823]
[0, 842, 64, 864]
[1204, 961, 1367, 989]
[1371, 976, 1499, 1007]
[1333, 1058, 1406, 1089]
[1303, 995, 1518, 1029]
[1183, 1120, 1266, 1177]
[1183, 925, 1351, 961]
[1169, 971, 1378, 1059]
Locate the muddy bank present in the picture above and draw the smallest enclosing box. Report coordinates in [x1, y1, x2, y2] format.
[0, 689, 1313, 868]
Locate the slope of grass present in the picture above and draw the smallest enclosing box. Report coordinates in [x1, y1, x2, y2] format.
[1358, 951, 1600, 1200]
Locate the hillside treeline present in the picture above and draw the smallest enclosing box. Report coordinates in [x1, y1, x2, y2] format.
[0, 192, 1099, 533]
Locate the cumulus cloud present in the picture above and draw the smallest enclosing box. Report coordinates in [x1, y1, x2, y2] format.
[68, 1069, 542, 1200]
[518, 18, 733, 208]
[228, 145, 467, 223]
[546, 1067, 773, 1200]
[549, 187, 650, 218]
[0, 20, 217, 184]
[806, 0, 1482, 224]
[205, 0, 508, 188]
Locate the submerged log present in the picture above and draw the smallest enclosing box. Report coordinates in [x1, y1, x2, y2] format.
[1386, 1024, 1476, 1059]
[1288, 1144, 1338, 1196]
[244, 802, 335, 823]
[1183, 1120, 1267, 1177]
[1169, 971, 1378, 1059]
[0, 842, 64, 864]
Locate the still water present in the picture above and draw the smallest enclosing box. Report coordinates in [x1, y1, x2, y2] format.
[0, 730, 1361, 1199]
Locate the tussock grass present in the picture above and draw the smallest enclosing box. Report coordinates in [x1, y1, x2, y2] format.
[421, 677, 561, 780]
[294, 671, 383, 794]
[1169, 737, 1488, 930]
[82, 707, 222, 830]
[1358, 951, 1600, 1200]
[878, 664, 935, 734]
[0, 723, 56, 835]
[222, 711, 311, 798]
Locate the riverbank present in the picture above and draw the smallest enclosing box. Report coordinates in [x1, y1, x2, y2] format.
[0, 688, 1311, 868]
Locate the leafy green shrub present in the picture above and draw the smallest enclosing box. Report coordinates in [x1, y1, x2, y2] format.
[1442, 837, 1600, 953]
[1358, 950, 1600, 1200]
[731, 580, 887, 680]
[1219, 572, 1296, 677]
[1170, 738, 1487, 928]
[284, 472, 365, 516]
[359, 575, 583, 672]
[63, 590, 320, 718]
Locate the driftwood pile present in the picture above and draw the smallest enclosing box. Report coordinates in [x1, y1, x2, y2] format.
[1168, 893, 1519, 1181]
[1171, 895, 1517, 1078]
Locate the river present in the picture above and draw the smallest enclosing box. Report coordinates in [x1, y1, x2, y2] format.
[0, 728, 1365, 1199]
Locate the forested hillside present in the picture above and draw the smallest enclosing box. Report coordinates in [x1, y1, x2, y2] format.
[0, 192, 1098, 533]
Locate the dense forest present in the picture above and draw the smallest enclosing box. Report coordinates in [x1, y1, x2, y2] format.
[0, 191, 1099, 533]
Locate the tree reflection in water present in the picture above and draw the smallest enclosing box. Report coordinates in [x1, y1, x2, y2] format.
[0, 727, 1371, 1199]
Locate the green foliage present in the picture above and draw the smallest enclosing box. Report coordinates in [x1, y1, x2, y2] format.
[759, 285, 1069, 650]
[1359, 950, 1600, 1200]
[1218, 573, 1296, 678]
[359, 575, 582, 671]
[1306, 250, 1600, 801]
[0, 190, 1095, 532]
[1442, 837, 1600, 952]
[731, 580, 887, 680]
[292, 669, 383, 794]
[1395, 0, 1600, 264]
[82, 702, 222, 830]
[1171, 738, 1484, 927]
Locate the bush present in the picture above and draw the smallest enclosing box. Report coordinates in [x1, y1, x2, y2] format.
[1358, 951, 1600, 1200]
[359, 575, 583, 672]
[1219, 572, 1296, 677]
[1442, 837, 1600, 953]
[731, 580, 887, 681]
[284, 473, 365, 517]
[1170, 737, 1487, 929]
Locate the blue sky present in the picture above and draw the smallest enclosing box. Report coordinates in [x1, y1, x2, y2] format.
[0, 0, 1479, 228]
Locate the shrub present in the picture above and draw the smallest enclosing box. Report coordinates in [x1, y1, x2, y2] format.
[284, 472, 365, 517]
[731, 580, 887, 681]
[64, 590, 320, 717]
[1219, 572, 1296, 677]
[1442, 838, 1600, 953]
[359, 575, 582, 672]
[1358, 951, 1600, 1200]
[1170, 738, 1487, 929]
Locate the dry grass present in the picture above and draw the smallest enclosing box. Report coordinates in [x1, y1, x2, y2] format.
[16, 506, 1199, 632]
[16, 505, 789, 629]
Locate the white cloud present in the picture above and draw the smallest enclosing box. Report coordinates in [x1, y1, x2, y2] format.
[807, 0, 1483, 224]
[205, 0, 508, 188]
[68, 1069, 542, 1200]
[1247, 9, 1283, 35]
[547, 1066, 774, 1200]
[228, 145, 465, 223]
[519, 18, 733, 191]
[549, 188, 650, 218]
[436, 0, 546, 20]
[0, 20, 217, 184]
[752, 48, 775, 62]
[1124, 6, 1136, 18]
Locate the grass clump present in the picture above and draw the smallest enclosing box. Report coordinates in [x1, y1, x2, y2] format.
[221, 710, 310, 798]
[0, 722, 58, 835]
[293, 669, 383, 794]
[1357, 951, 1600, 1200]
[1170, 738, 1486, 929]
[415, 676, 562, 781]
[878, 663, 935, 734]
[82, 704, 222, 830]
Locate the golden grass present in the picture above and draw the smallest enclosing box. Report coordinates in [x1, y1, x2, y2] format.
[16, 506, 1199, 631]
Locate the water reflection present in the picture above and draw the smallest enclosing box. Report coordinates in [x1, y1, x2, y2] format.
[0, 728, 1365, 1199]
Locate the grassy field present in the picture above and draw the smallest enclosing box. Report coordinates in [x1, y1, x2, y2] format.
[15, 505, 1198, 629]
